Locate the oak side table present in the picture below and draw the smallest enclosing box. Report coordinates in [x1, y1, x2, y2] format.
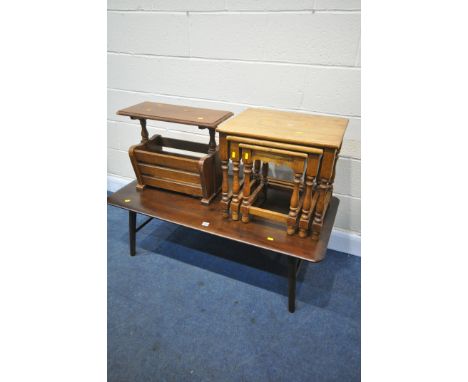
[217, 108, 348, 239]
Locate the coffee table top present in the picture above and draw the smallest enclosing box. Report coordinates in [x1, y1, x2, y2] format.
[217, 108, 348, 149]
[117, 102, 234, 128]
[108, 181, 339, 262]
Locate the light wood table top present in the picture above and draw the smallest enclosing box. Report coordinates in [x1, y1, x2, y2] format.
[117, 102, 233, 129]
[217, 108, 348, 149]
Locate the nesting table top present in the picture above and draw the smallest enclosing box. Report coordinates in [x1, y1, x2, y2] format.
[217, 108, 348, 149]
[117, 102, 234, 128]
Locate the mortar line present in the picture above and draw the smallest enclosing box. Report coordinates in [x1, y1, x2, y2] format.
[107, 51, 361, 70]
[107, 87, 361, 119]
[107, 9, 360, 14]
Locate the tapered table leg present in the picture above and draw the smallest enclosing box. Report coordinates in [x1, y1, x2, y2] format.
[129, 211, 136, 256]
[288, 256, 298, 313]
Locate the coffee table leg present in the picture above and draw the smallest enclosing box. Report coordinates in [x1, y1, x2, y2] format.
[129, 211, 136, 256]
[288, 256, 298, 313]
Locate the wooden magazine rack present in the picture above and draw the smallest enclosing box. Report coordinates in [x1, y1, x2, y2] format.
[129, 135, 221, 205]
[117, 102, 233, 205]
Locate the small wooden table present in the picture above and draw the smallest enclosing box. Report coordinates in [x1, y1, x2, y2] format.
[217, 108, 348, 239]
[117, 101, 233, 153]
[117, 102, 233, 204]
[108, 181, 340, 313]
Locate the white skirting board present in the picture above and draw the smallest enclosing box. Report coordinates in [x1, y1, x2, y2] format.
[107, 174, 134, 193]
[107, 175, 361, 257]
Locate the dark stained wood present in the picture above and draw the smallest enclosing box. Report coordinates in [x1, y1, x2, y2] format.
[135, 118, 149, 143]
[138, 163, 201, 184]
[118, 103, 233, 204]
[107, 180, 339, 263]
[129, 211, 136, 256]
[207, 128, 217, 154]
[141, 175, 203, 197]
[134, 148, 201, 173]
[118, 101, 233, 129]
[128, 135, 221, 202]
[198, 149, 221, 205]
[152, 135, 209, 154]
[288, 257, 298, 312]
[128, 142, 146, 190]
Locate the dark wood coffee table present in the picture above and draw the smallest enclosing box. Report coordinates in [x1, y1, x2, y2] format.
[108, 181, 339, 313]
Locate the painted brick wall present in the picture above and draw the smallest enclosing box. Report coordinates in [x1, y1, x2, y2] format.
[107, 0, 361, 236]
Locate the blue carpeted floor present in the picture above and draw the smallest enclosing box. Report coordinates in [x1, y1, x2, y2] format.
[108, 193, 361, 382]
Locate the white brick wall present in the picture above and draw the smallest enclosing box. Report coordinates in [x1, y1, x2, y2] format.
[107, 1, 361, 236]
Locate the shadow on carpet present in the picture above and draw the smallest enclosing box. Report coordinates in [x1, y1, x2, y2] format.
[108, 195, 361, 382]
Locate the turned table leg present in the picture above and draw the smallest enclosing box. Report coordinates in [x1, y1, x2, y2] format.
[299, 154, 321, 238]
[299, 175, 313, 238]
[241, 149, 253, 223]
[130, 117, 149, 143]
[207, 128, 217, 154]
[312, 148, 336, 240]
[287, 158, 305, 235]
[230, 142, 241, 221]
[219, 134, 230, 218]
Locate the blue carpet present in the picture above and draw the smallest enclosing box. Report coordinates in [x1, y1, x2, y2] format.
[108, 193, 361, 382]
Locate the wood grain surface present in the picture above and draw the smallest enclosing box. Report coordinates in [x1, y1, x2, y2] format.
[217, 108, 348, 149]
[117, 101, 234, 128]
[108, 181, 339, 262]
